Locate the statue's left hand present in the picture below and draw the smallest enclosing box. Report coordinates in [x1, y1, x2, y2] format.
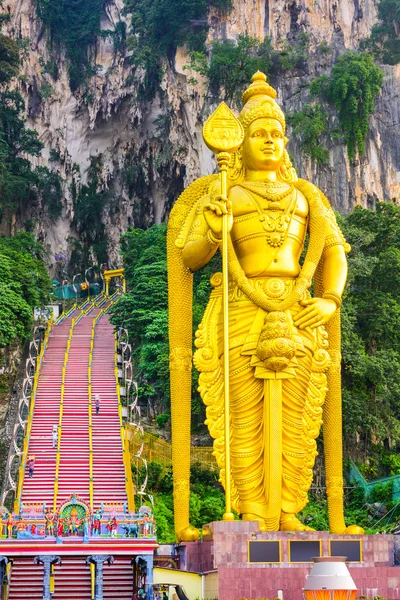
[293, 298, 337, 329]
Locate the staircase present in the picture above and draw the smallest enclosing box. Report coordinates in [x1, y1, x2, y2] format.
[9, 297, 137, 600]
[91, 315, 127, 506]
[56, 312, 95, 504]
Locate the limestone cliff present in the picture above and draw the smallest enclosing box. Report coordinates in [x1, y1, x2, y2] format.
[3, 0, 400, 268]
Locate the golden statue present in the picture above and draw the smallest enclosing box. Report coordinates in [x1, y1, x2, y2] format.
[168, 72, 363, 540]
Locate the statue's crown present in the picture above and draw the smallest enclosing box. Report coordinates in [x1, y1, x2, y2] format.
[239, 71, 285, 132]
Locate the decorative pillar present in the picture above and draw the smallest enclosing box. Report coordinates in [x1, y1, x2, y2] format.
[34, 556, 61, 600]
[86, 555, 114, 600]
[133, 555, 153, 600]
[0, 557, 9, 600]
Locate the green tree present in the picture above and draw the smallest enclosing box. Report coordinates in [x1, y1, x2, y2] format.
[35, 0, 106, 90]
[110, 224, 220, 426]
[311, 52, 383, 160]
[72, 157, 109, 264]
[207, 35, 274, 103]
[361, 0, 400, 65]
[0, 232, 52, 347]
[123, 0, 209, 98]
[339, 203, 400, 448]
[0, 14, 62, 226]
[287, 102, 330, 165]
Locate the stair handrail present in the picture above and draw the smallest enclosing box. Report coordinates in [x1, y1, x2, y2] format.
[53, 318, 75, 512]
[12, 315, 54, 512]
[86, 303, 117, 509]
[74, 297, 100, 325]
[55, 292, 104, 326]
[87, 311, 103, 510]
[114, 333, 135, 512]
[54, 302, 77, 326]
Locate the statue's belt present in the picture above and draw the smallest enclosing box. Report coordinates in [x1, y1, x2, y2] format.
[225, 275, 305, 303]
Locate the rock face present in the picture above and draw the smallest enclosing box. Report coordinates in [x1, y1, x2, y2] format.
[4, 0, 400, 267]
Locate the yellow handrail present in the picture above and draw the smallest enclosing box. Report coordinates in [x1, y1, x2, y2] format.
[87, 312, 100, 511]
[14, 316, 54, 513]
[53, 319, 75, 512]
[114, 334, 135, 512]
[84, 297, 120, 510]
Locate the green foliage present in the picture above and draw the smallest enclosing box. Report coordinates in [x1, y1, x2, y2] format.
[0, 29, 62, 224]
[35, 0, 105, 90]
[133, 461, 225, 543]
[204, 32, 309, 104]
[339, 203, 400, 448]
[277, 32, 309, 72]
[110, 224, 221, 426]
[39, 56, 59, 80]
[0, 33, 20, 84]
[209, 0, 233, 10]
[155, 413, 170, 429]
[35, 167, 63, 220]
[288, 103, 330, 165]
[361, 0, 400, 65]
[123, 0, 209, 98]
[207, 35, 274, 103]
[312, 51, 383, 160]
[0, 232, 52, 347]
[72, 156, 109, 263]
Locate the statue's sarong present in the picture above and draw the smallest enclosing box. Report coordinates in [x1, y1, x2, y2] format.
[195, 275, 331, 525]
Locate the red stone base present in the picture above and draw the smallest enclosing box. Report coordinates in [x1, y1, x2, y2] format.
[182, 522, 400, 600]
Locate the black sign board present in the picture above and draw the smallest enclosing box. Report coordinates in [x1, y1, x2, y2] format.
[329, 540, 362, 563]
[288, 540, 321, 563]
[248, 540, 281, 563]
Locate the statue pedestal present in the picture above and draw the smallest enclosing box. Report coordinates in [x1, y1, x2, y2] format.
[181, 521, 400, 600]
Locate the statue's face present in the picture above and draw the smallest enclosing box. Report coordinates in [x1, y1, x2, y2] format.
[243, 117, 286, 172]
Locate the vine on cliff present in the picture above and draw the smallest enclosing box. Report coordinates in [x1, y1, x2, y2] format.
[361, 0, 400, 65]
[0, 5, 62, 226]
[35, 0, 106, 90]
[310, 51, 383, 161]
[72, 157, 110, 264]
[122, 0, 233, 98]
[287, 103, 331, 166]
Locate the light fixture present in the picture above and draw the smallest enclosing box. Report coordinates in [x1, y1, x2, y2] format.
[303, 556, 357, 600]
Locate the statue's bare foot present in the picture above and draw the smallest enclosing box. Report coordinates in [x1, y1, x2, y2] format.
[242, 513, 267, 532]
[280, 513, 315, 532]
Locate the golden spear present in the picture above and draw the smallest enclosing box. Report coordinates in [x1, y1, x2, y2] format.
[203, 103, 244, 520]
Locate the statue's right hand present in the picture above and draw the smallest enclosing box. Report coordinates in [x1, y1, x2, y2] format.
[203, 195, 233, 238]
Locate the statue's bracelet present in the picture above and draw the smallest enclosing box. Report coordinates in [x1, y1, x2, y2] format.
[207, 229, 222, 246]
[322, 290, 342, 308]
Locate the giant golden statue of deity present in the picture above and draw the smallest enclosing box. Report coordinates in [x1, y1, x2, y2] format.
[168, 72, 362, 541]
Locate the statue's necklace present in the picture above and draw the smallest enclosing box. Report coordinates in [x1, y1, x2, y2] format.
[239, 183, 297, 248]
[240, 181, 294, 202]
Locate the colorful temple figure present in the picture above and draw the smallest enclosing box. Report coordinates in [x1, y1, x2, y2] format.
[111, 516, 118, 538]
[168, 71, 363, 539]
[30, 522, 37, 535]
[92, 512, 101, 536]
[83, 517, 89, 542]
[67, 508, 82, 536]
[45, 509, 56, 536]
[57, 518, 64, 538]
